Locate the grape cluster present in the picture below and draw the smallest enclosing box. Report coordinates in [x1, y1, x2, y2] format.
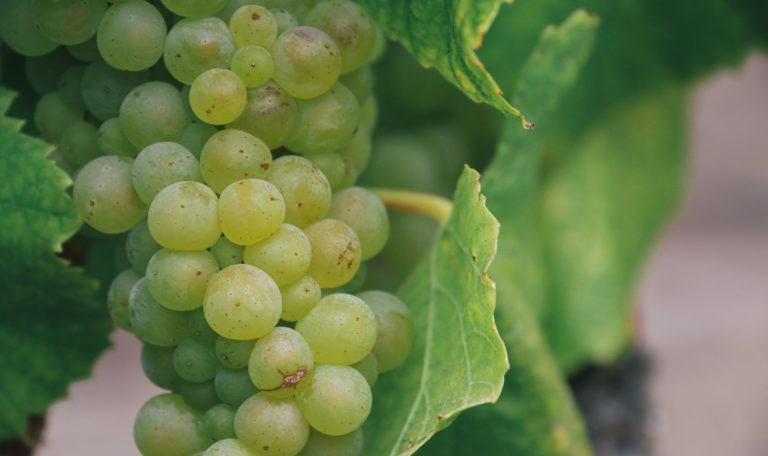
[0, 1, 415, 455]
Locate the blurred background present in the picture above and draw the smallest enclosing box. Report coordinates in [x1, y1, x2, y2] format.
[35, 53, 767, 456]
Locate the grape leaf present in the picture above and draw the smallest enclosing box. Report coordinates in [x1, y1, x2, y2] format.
[0, 88, 112, 439]
[420, 11, 598, 455]
[357, 0, 529, 123]
[363, 168, 507, 455]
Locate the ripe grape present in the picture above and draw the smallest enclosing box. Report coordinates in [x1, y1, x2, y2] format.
[190, 68, 247, 125]
[296, 365, 372, 436]
[229, 5, 278, 49]
[128, 278, 191, 347]
[33, 0, 106, 46]
[164, 17, 236, 84]
[133, 394, 209, 456]
[328, 187, 389, 260]
[357, 290, 415, 372]
[199, 129, 272, 194]
[146, 249, 219, 312]
[305, 1, 377, 74]
[266, 156, 332, 228]
[218, 179, 285, 246]
[271, 8, 299, 35]
[147, 181, 221, 251]
[120, 81, 191, 149]
[234, 393, 309, 456]
[230, 45, 274, 88]
[131, 142, 202, 204]
[228, 82, 299, 149]
[203, 438, 256, 456]
[97, 1, 167, 71]
[279, 276, 321, 322]
[243, 224, 312, 287]
[271, 26, 341, 99]
[308, 152, 345, 190]
[248, 327, 314, 398]
[303, 219, 362, 289]
[299, 428, 364, 456]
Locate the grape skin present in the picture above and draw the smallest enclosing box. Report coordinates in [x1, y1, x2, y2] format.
[133, 394, 210, 456]
[234, 393, 310, 456]
[147, 181, 221, 251]
[296, 365, 372, 436]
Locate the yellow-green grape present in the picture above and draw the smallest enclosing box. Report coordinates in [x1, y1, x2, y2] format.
[97, 118, 139, 157]
[146, 249, 219, 311]
[0, 2, 57, 57]
[148, 181, 221, 251]
[308, 153, 345, 189]
[271, 26, 341, 99]
[119, 81, 191, 149]
[280, 276, 321, 322]
[298, 428, 364, 456]
[303, 219, 361, 289]
[266, 156, 331, 228]
[178, 122, 218, 159]
[285, 83, 360, 155]
[202, 404, 236, 441]
[328, 187, 388, 260]
[210, 236, 245, 268]
[351, 353, 378, 388]
[218, 179, 285, 246]
[161, 0, 229, 18]
[215, 337, 255, 369]
[304, 1, 377, 74]
[32, 0, 106, 46]
[59, 120, 99, 167]
[107, 269, 141, 331]
[271, 8, 298, 35]
[228, 5, 277, 49]
[164, 17, 236, 85]
[34, 92, 84, 143]
[128, 278, 192, 347]
[230, 45, 274, 88]
[244, 224, 311, 287]
[73, 156, 147, 234]
[228, 82, 299, 149]
[248, 327, 314, 398]
[199, 129, 272, 194]
[131, 142, 202, 205]
[234, 393, 309, 456]
[133, 394, 209, 456]
[203, 439, 256, 456]
[357, 290, 415, 372]
[204, 264, 282, 340]
[295, 293, 376, 365]
[339, 66, 374, 104]
[97, 0, 167, 71]
[190, 68, 247, 125]
[296, 365, 371, 436]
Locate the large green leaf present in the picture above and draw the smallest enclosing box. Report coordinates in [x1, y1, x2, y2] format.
[357, 0, 529, 123]
[0, 88, 112, 439]
[364, 168, 507, 455]
[421, 11, 598, 455]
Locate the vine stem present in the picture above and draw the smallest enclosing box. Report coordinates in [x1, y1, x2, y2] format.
[370, 188, 453, 224]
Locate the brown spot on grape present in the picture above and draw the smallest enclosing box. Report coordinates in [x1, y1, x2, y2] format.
[260, 163, 270, 170]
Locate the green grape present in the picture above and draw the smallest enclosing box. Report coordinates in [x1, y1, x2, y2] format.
[107, 268, 141, 331]
[59, 120, 99, 167]
[337, 123, 371, 179]
[308, 153, 345, 189]
[190, 69, 247, 125]
[0, 2, 57, 57]
[266, 156, 331, 228]
[248, 327, 314, 399]
[73, 156, 147, 234]
[215, 367, 258, 407]
[271, 26, 341, 99]
[202, 404, 236, 441]
[228, 82, 299, 149]
[147, 181, 221, 251]
[298, 428, 364, 456]
[339, 66, 374, 104]
[132, 142, 202, 204]
[295, 293, 376, 365]
[125, 220, 161, 274]
[199, 129, 272, 194]
[173, 337, 220, 383]
[120, 81, 191, 149]
[203, 438, 256, 456]
[179, 122, 218, 159]
[210, 236, 244, 268]
[128, 278, 191, 347]
[180, 379, 220, 412]
[97, 0, 167, 71]
[146, 249, 219, 311]
[33, 0, 106, 46]
[259, 0, 313, 19]
[81, 61, 149, 121]
[243, 224, 311, 287]
[188, 309, 220, 344]
[230, 45, 274, 88]
[161, 0, 228, 18]
[271, 8, 298, 35]
[296, 365, 371, 436]
[204, 264, 282, 340]
[97, 118, 139, 157]
[134, 394, 209, 456]
[303, 219, 361, 289]
[304, 1, 377, 74]
[164, 17, 236, 84]
[369, 23, 386, 63]
[58, 65, 86, 111]
[215, 0, 254, 22]
[25, 48, 74, 95]
[280, 276, 321, 322]
[351, 353, 378, 388]
[34, 92, 84, 143]
[218, 179, 285, 246]
[229, 5, 277, 49]
[215, 337, 255, 369]
[356, 290, 414, 372]
[360, 95, 377, 133]
[141, 343, 183, 391]
[285, 83, 360, 155]
[234, 393, 309, 456]
[328, 187, 388, 260]
[67, 35, 100, 62]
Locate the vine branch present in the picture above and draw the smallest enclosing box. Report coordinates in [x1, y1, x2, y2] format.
[370, 188, 453, 224]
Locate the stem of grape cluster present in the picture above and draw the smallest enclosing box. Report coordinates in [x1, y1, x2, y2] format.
[370, 188, 453, 224]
